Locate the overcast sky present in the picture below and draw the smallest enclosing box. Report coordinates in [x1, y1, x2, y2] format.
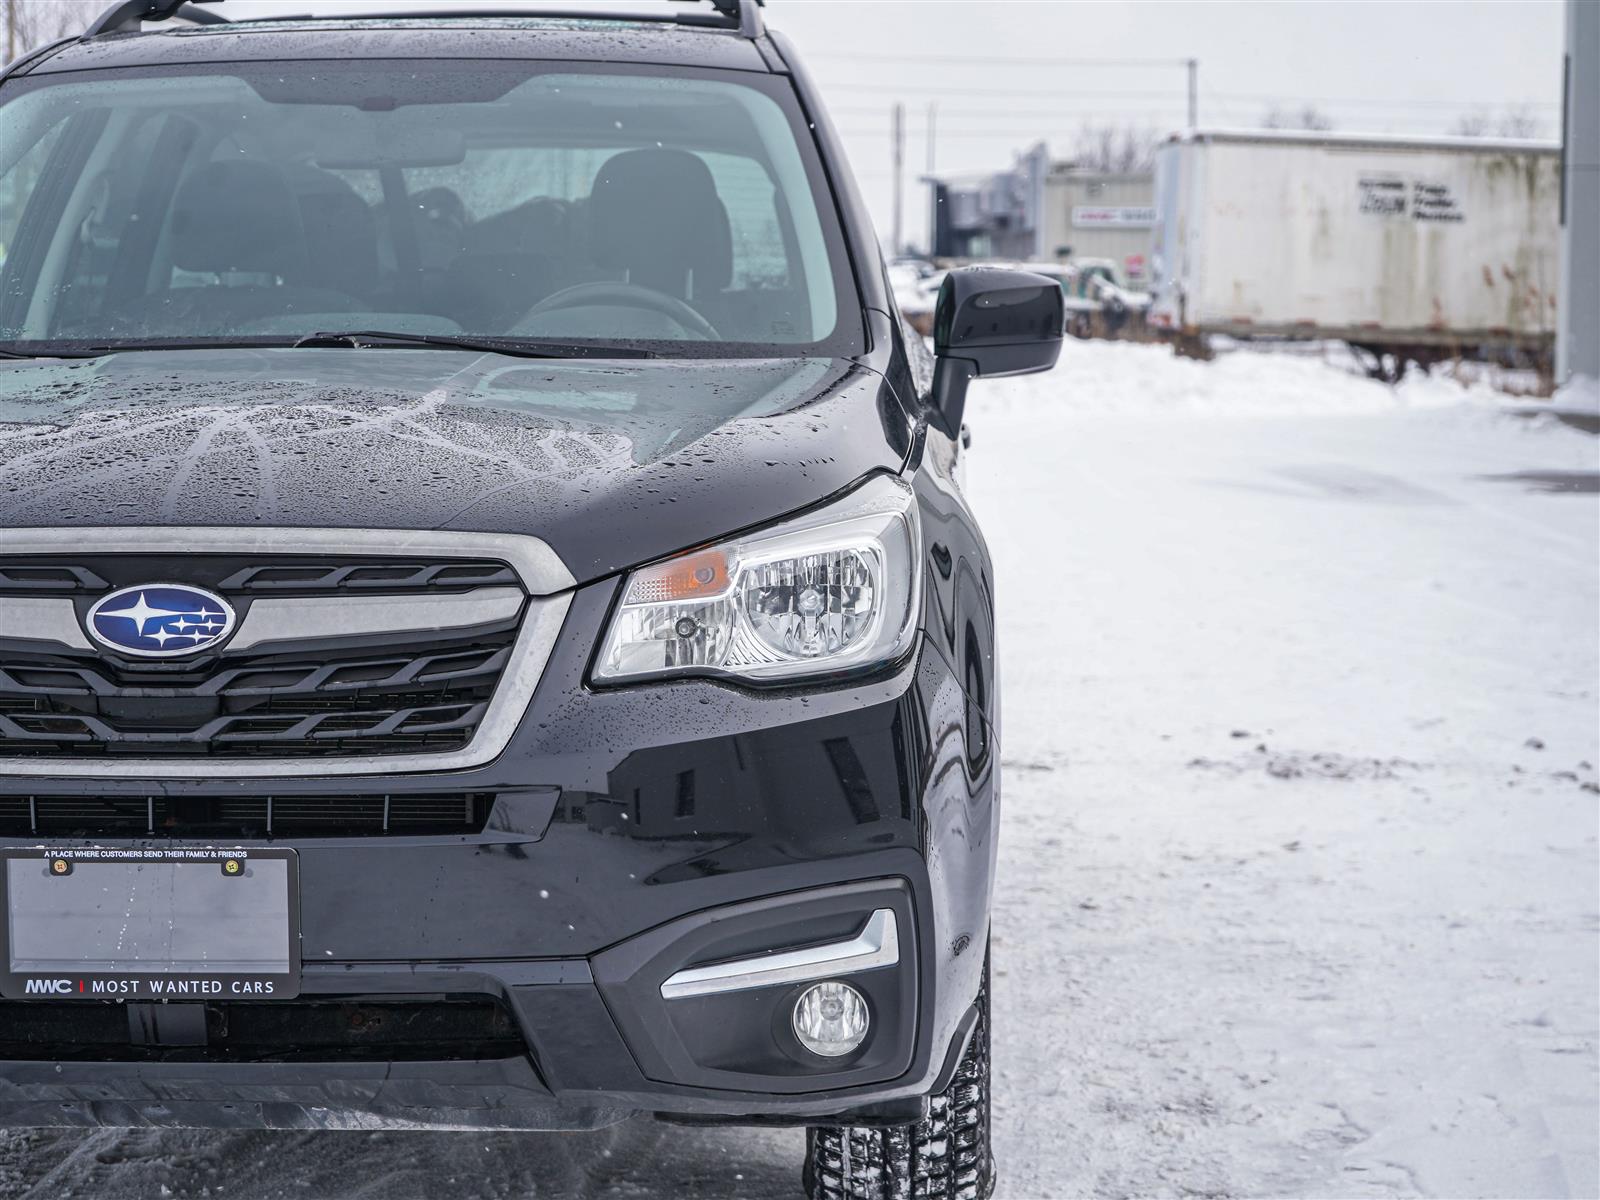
[222, 0, 1569, 250]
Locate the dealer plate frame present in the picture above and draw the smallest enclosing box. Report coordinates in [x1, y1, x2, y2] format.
[0, 847, 300, 1002]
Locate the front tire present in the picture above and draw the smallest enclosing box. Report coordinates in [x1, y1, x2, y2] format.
[803, 950, 994, 1200]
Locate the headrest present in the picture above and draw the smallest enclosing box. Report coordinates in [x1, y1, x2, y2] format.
[169, 161, 308, 278]
[588, 149, 732, 299]
[288, 167, 379, 296]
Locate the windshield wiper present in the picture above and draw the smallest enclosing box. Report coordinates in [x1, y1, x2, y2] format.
[0, 346, 111, 360]
[293, 330, 654, 359]
[0, 333, 657, 360]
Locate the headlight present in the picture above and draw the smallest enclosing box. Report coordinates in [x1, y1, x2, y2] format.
[594, 476, 920, 685]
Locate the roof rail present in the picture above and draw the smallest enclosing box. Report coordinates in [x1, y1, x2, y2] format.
[81, 0, 765, 40]
[708, 0, 765, 37]
[83, 0, 225, 38]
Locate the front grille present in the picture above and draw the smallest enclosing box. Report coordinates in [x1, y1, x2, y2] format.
[0, 555, 518, 598]
[0, 629, 517, 758]
[0, 793, 495, 839]
[1, 626, 520, 762]
[0, 551, 531, 761]
[0, 564, 109, 593]
[0, 997, 525, 1062]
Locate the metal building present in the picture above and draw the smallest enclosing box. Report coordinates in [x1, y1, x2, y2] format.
[928, 146, 1155, 282]
[1559, 0, 1599, 386]
[1037, 167, 1156, 282]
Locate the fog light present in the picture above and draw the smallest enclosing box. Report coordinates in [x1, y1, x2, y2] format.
[792, 980, 869, 1057]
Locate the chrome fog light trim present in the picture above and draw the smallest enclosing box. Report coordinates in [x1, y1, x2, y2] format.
[659, 908, 899, 1000]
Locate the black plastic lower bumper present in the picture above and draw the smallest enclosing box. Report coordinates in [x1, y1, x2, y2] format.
[0, 1056, 630, 1132]
[0, 866, 973, 1131]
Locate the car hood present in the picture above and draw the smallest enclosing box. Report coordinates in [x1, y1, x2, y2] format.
[0, 348, 912, 588]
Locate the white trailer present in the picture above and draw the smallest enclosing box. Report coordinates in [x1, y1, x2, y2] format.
[1148, 130, 1562, 370]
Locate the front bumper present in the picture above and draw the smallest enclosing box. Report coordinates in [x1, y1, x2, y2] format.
[0, 865, 978, 1130]
[0, 583, 998, 1129]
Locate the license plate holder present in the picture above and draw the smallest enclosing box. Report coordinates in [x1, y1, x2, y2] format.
[0, 847, 299, 1001]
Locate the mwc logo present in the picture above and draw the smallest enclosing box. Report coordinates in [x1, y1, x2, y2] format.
[23, 978, 75, 995]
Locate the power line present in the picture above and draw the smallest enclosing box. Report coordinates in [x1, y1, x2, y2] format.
[807, 50, 1192, 68]
[1212, 91, 1560, 110]
[845, 119, 1543, 139]
[839, 107, 1491, 128]
[840, 108, 1191, 124]
[819, 80, 1185, 99]
[804, 53, 1558, 109]
[828, 93, 1200, 111]
[840, 131, 1081, 139]
[841, 110, 1524, 130]
[841, 123, 1184, 137]
[822, 79, 1559, 111]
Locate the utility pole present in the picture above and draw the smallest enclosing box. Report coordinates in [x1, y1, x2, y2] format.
[1558, 0, 1598, 386]
[1186, 58, 1199, 128]
[6, 0, 18, 67]
[924, 102, 938, 258]
[891, 101, 905, 256]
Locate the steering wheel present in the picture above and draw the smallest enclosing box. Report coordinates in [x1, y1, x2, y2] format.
[520, 281, 722, 341]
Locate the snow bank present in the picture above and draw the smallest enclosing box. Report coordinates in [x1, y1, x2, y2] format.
[967, 354, 1598, 1199]
[985, 338, 1526, 417]
[1553, 372, 1600, 414]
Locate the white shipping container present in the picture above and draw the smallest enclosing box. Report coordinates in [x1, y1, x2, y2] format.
[1148, 130, 1561, 351]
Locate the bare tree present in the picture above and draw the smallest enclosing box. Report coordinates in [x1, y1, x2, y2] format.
[5, 0, 102, 63]
[1450, 112, 1494, 138]
[1494, 105, 1544, 139]
[1261, 104, 1337, 132]
[1070, 123, 1158, 173]
[1450, 105, 1547, 140]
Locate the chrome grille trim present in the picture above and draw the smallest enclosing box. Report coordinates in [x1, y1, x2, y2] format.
[230, 586, 526, 652]
[0, 528, 573, 596]
[0, 528, 575, 779]
[0, 598, 92, 651]
[0, 587, 528, 654]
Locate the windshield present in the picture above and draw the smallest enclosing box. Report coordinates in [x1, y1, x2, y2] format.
[0, 61, 859, 358]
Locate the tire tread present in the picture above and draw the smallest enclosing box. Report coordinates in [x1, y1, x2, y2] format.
[804, 951, 992, 1200]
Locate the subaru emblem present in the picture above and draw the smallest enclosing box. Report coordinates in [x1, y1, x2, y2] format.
[85, 584, 237, 659]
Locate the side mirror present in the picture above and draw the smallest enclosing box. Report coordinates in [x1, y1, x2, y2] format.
[929, 268, 1064, 436]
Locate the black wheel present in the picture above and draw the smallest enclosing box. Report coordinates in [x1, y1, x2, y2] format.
[803, 949, 994, 1200]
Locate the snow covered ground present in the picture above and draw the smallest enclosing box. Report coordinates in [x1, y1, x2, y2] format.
[3, 340, 1596, 1198]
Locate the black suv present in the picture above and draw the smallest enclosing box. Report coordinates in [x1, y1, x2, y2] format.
[0, 2, 1061, 1195]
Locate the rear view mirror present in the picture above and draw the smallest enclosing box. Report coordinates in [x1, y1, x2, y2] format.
[930, 268, 1064, 436]
[313, 122, 467, 170]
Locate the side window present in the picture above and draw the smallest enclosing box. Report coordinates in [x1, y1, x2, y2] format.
[702, 152, 788, 292]
[903, 305, 935, 397]
[50, 114, 169, 331]
[0, 121, 68, 273]
[885, 263, 935, 398]
[405, 147, 607, 220]
[402, 147, 605, 276]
